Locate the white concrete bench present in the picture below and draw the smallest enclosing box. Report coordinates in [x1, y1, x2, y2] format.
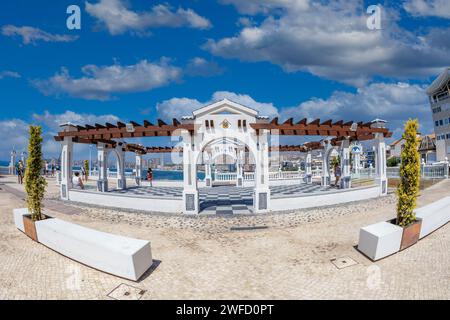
[14, 208, 153, 280]
[33, 217, 153, 281]
[416, 196, 450, 239]
[358, 221, 403, 261]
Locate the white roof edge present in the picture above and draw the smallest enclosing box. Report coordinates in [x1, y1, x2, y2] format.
[191, 98, 259, 117]
[426, 67, 450, 95]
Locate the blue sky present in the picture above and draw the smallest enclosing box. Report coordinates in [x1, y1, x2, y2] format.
[1, 0, 450, 160]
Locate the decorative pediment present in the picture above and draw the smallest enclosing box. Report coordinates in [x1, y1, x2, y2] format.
[191, 99, 259, 118]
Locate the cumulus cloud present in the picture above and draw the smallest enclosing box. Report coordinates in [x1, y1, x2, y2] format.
[32, 110, 120, 133]
[156, 91, 279, 120]
[156, 82, 432, 140]
[0, 71, 21, 79]
[220, 0, 309, 15]
[32, 58, 182, 100]
[0, 119, 30, 161]
[185, 57, 225, 77]
[404, 0, 450, 19]
[281, 82, 432, 137]
[85, 0, 211, 35]
[207, 0, 450, 86]
[0, 111, 122, 161]
[1, 25, 78, 45]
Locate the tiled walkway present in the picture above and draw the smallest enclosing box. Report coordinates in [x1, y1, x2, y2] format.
[109, 183, 334, 214]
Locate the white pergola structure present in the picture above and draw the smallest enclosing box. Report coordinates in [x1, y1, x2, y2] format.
[55, 99, 392, 214]
[179, 100, 271, 213]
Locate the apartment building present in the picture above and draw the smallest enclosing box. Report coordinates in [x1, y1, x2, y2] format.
[427, 68, 450, 161]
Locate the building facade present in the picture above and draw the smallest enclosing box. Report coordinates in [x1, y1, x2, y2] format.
[427, 67, 450, 161]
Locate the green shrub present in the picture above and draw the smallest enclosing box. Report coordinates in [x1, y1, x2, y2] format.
[387, 156, 400, 167]
[24, 126, 47, 221]
[396, 119, 420, 227]
[84, 159, 89, 178]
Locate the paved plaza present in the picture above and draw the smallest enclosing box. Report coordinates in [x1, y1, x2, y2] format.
[0, 175, 449, 299]
[108, 183, 335, 214]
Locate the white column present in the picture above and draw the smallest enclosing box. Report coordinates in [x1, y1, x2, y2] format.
[254, 130, 271, 213]
[60, 137, 73, 200]
[115, 145, 126, 190]
[9, 150, 16, 175]
[236, 150, 244, 187]
[182, 131, 199, 214]
[135, 154, 142, 186]
[97, 143, 108, 192]
[375, 133, 388, 195]
[444, 157, 449, 179]
[321, 141, 331, 186]
[304, 151, 312, 184]
[353, 151, 361, 174]
[204, 152, 212, 187]
[340, 139, 351, 189]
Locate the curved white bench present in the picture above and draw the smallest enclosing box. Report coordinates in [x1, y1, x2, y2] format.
[15, 213, 154, 281]
[416, 196, 450, 239]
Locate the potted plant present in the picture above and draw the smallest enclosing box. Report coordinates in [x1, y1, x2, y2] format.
[83, 159, 89, 182]
[23, 125, 48, 242]
[393, 119, 422, 250]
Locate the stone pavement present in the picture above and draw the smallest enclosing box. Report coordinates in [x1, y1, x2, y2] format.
[0, 176, 449, 299]
[99, 183, 336, 214]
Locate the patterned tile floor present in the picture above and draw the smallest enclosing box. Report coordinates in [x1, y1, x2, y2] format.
[108, 183, 335, 214]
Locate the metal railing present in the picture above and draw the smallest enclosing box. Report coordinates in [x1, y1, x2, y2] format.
[385, 164, 449, 179]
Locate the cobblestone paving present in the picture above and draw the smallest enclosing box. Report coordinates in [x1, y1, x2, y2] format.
[0, 176, 449, 299]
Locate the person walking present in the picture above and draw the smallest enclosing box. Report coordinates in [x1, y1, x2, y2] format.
[81, 165, 87, 182]
[147, 168, 153, 187]
[51, 161, 55, 177]
[334, 164, 341, 188]
[16, 160, 24, 184]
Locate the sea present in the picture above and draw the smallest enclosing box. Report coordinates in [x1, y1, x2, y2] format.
[1, 161, 205, 180]
[74, 167, 204, 181]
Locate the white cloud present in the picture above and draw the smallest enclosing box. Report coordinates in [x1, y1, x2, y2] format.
[0, 119, 29, 161]
[32, 58, 182, 100]
[1, 25, 78, 45]
[0, 111, 122, 161]
[157, 83, 432, 141]
[156, 91, 279, 120]
[404, 0, 450, 19]
[207, 0, 450, 86]
[281, 82, 432, 137]
[220, 0, 309, 15]
[85, 0, 211, 35]
[0, 71, 21, 79]
[185, 57, 225, 77]
[32, 110, 120, 134]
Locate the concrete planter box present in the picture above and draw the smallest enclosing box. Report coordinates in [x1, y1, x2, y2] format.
[358, 197, 450, 261]
[13, 208, 153, 281]
[358, 221, 403, 261]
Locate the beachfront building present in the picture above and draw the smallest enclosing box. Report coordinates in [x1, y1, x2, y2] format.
[54, 99, 391, 214]
[389, 133, 437, 164]
[427, 67, 450, 161]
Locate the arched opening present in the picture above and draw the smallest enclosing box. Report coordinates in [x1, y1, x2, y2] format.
[195, 137, 257, 214]
[105, 148, 126, 190]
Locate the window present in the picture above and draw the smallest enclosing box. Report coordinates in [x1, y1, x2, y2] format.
[446, 118, 449, 125]
[435, 120, 439, 127]
[440, 119, 444, 126]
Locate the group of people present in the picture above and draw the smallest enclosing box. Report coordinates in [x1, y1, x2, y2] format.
[44, 161, 56, 177]
[71, 167, 154, 190]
